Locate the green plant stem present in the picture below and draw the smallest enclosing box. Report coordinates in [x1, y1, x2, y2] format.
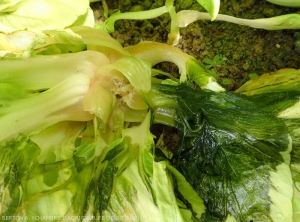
[177, 10, 300, 30]
[103, 6, 169, 33]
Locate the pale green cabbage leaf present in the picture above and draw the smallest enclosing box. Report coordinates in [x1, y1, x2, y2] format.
[0, 0, 93, 33]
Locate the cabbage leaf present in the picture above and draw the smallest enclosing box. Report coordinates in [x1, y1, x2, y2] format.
[0, 0, 93, 33]
[150, 84, 294, 221]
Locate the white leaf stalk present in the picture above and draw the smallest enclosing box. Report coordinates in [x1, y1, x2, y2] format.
[126, 41, 225, 92]
[0, 50, 109, 90]
[0, 73, 93, 142]
[177, 10, 300, 30]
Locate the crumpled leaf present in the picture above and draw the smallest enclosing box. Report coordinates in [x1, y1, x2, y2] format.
[0, 0, 92, 33]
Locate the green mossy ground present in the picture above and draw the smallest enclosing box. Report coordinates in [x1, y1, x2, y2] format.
[92, 0, 300, 90]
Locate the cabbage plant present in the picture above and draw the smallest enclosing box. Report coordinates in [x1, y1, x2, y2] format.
[0, 23, 215, 221]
